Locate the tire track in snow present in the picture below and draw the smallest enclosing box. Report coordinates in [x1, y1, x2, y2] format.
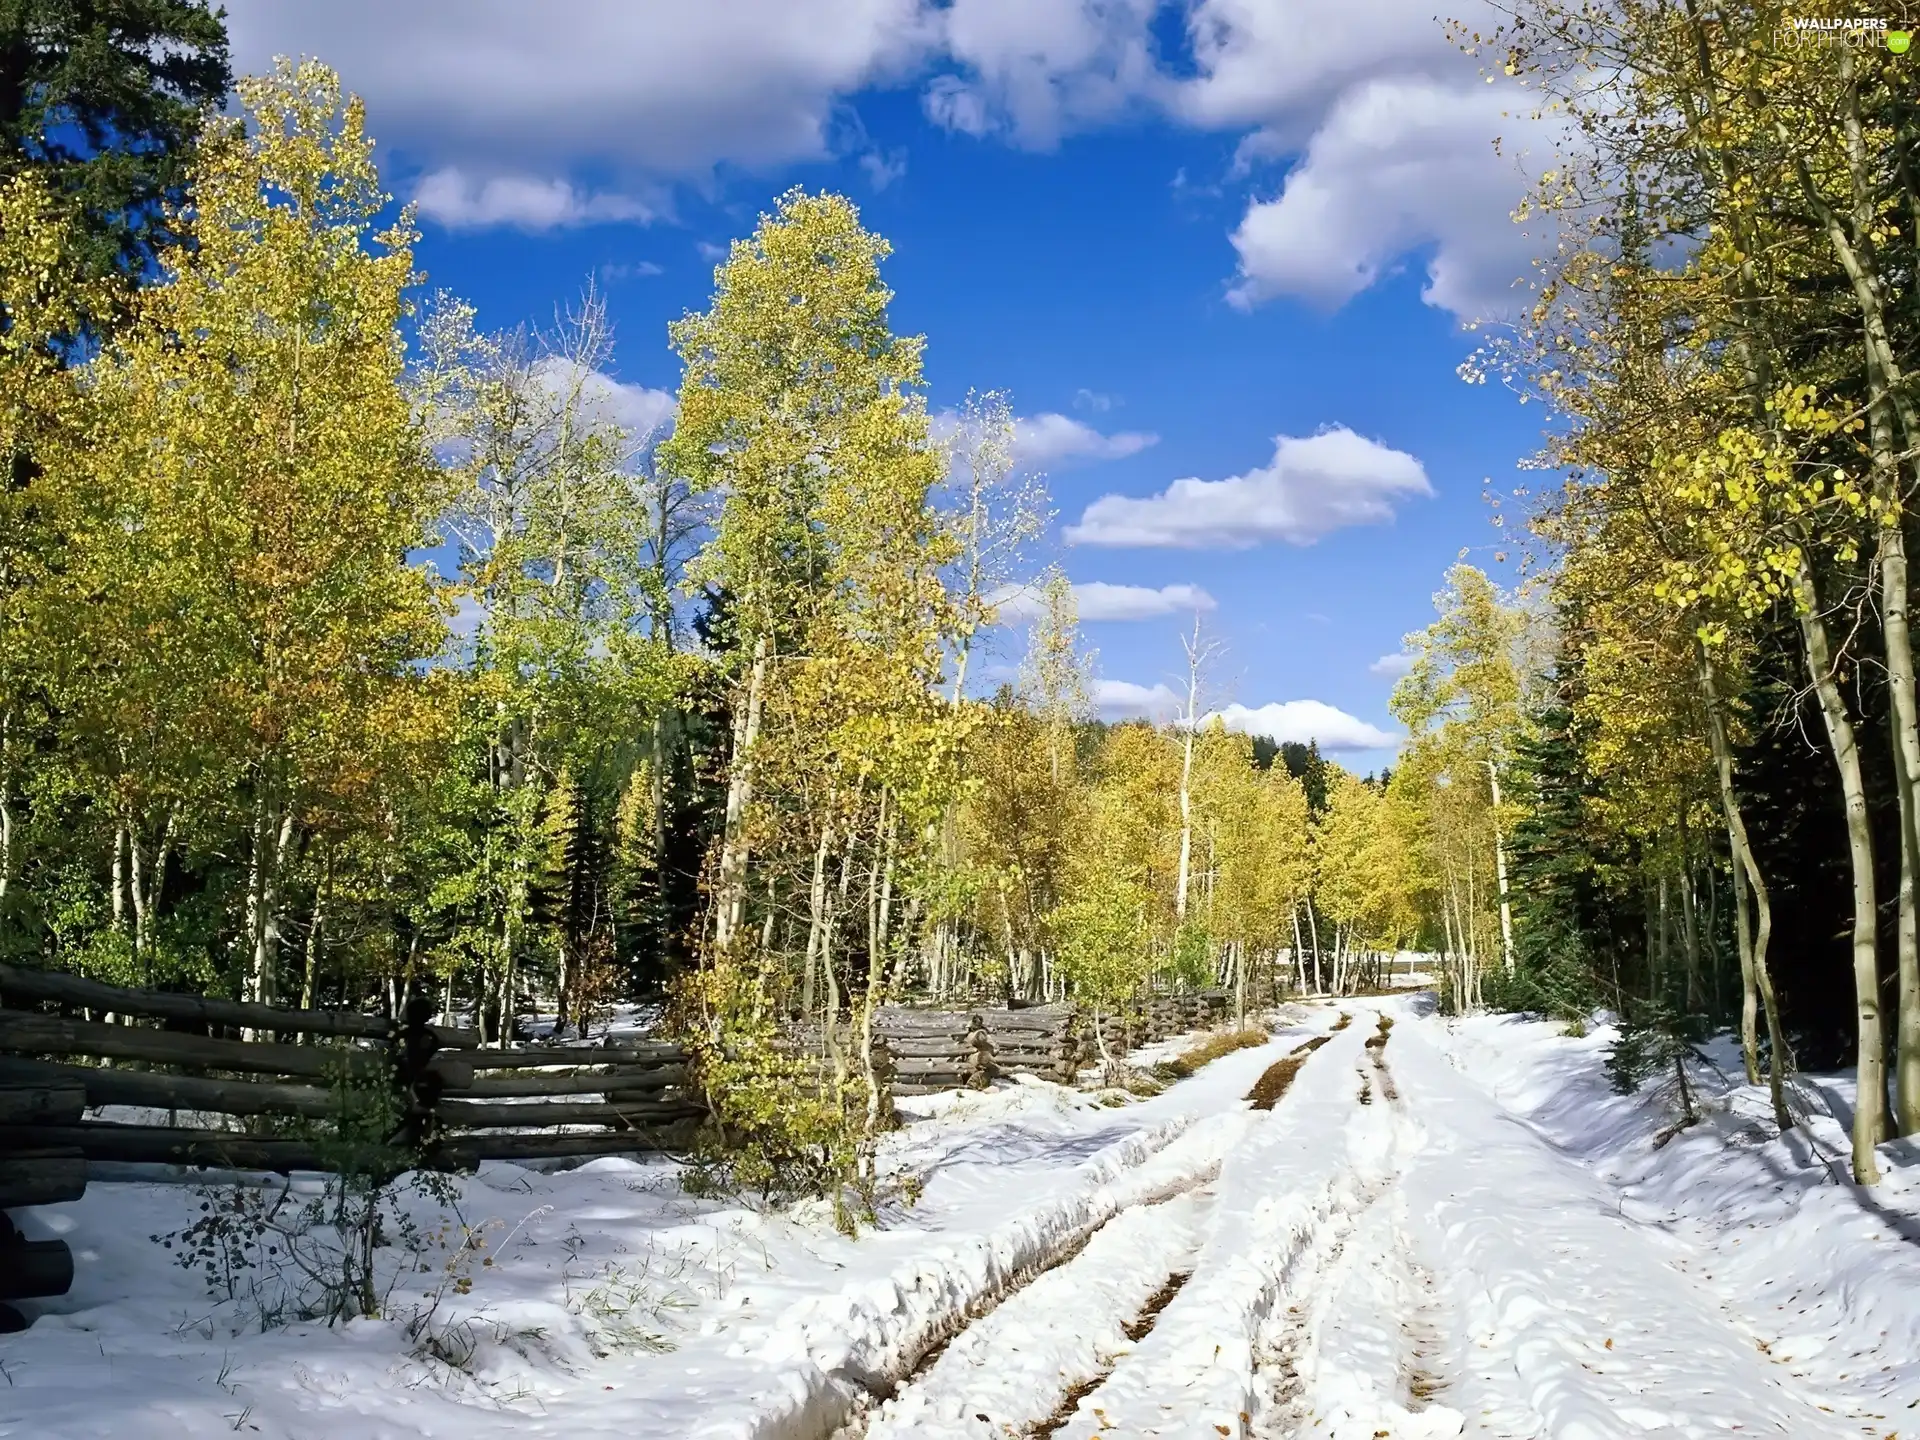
[1248, 1016, 1464, 1439]
[813, 1020, 1361, 1440]
[1038, 1016, 1380, 1438]
[852, 1185, 1216, 1439]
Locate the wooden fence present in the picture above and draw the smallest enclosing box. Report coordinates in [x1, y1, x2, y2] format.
[0, 963, 705, 1184]
[0, 967, 1234, 1194]
[0, 966, 1233, 1324]
[803, 992, 1232, 1095]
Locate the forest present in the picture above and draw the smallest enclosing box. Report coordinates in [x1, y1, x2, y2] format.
[2, 0, 1917, 1197]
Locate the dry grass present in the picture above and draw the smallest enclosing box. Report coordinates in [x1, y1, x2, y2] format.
[1149, 1025, 1272, 1083]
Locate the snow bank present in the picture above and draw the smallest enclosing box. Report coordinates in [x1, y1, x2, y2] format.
[1392, 1026, 1852, 1438]
[1436, 1010, 1920, 1431]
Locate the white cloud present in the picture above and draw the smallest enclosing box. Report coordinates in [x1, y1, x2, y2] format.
[932, 407, 1156, 472]
[992, 580, 1216, 623]
[1095, 679, 1183, 722]
[1076, 581, 1216, 621]
[1097, 683, 1398, 750]
[1073, 387, 1115, 413]
[227, 0, 1550, 307]
[927, 0, 1162, 147]
[413, 168, 658, 232]
[445, 592, 487, 639]
[1212, 699, 1397, 752]
[1013, 412, 1158, 470]
[1174, 0, 1484, 137]
[1370, 651, 1415, 678]
[859, 147, 910, 189]
[1065, 425, 1431, 549]
[1225, 77, 1556, 320]
[530, 358, 676, 440]
[224, 0, 935, 201]
[603, 260, 666, 281]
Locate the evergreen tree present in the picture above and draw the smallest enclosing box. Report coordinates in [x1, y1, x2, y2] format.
[0, 0, 231, 281]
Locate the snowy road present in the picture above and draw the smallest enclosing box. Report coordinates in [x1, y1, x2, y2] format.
[10, 1002, 1920, 1439]
[830, 1008, 1889, 1440]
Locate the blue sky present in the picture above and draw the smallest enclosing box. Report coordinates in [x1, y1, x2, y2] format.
[222, 1, 1558, 773]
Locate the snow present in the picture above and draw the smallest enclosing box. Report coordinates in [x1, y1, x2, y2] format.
[1044, 1016, 1376, 1437]
[1433, 1010, 1920, 1434]
[0, 1011, 1334, 1440]
[861, 1192, 1211, 1438]
[1393, 1023, 1849, 1438]
[16, 997, 1920, 1440]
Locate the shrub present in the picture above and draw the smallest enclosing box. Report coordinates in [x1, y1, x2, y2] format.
[673, 954, 874, 1231]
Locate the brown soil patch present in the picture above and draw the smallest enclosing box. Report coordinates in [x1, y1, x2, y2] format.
[1028, 1270, 1193, 1438]
[1366, 1015, 1398, 1101]
[1122, 1269, 1191, 1342]
[1246, 1034, 1332, 1110]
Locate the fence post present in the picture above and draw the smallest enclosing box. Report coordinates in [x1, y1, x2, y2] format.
[870, 1035, 897, 1125]
[391, 994, 446, 1165]
[964, 1013, 991, 1089]
[1054, 1013, 1082, 1084]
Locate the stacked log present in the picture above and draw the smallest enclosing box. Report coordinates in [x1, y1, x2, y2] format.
[874, 1008, 988, 1094]
[978, 1006, 1079, 1082]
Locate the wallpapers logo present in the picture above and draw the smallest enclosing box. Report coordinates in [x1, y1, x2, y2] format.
[1786, 14, 1913, 50]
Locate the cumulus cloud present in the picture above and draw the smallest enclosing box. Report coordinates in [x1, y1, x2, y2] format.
[530, 359, 676, 440]
[226, 0, 1552, 310]
[224, 0, 933, 205]
[1095, 679, 1183, 722]
[1370, 651, 1415, 678]
[1065, 425, 1431, 549]
[1097, 685, 1399, 751]
[927, 0, 1162, 147]
[1173, 0, 1485, 137]
[1226, 77, 1556, 320]
[1211, 699, 1397, 752]
[993, 580, 1216, 623]
[414, 169, 658, 232]
[1013, 412, 1158, 470]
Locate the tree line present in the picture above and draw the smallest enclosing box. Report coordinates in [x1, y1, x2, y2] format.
[1404, 0, 1920, 1183]
[0, 35, 1441, 1157]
